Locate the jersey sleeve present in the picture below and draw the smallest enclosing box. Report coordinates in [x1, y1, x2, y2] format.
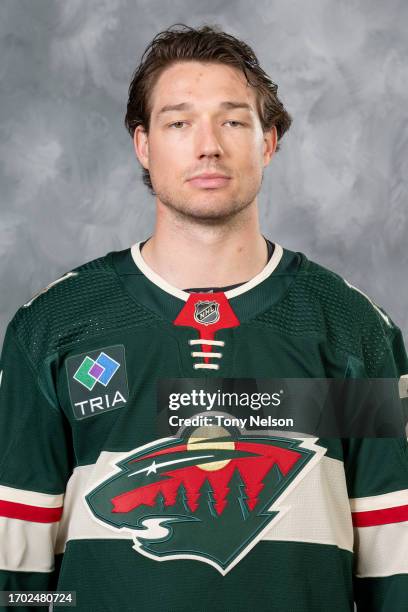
[0, 320, 73, 610]
[345, 322, 408, 611]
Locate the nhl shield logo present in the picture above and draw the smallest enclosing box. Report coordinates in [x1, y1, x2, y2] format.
[193, 301, 220, 326]
[85, 424, 322, 574]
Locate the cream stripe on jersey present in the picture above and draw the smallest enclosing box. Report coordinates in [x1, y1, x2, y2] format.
[54, 444, 355, 555]
[354, 521, 408, 577]
[260, 454, 353, 551]
[0, 517, 59, 572]
[350, 488, 408, 512]
[0, 484, 64, 508]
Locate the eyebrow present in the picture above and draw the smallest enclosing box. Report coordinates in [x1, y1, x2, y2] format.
[157, 101, 253, 116]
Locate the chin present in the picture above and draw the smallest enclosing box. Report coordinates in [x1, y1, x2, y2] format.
[182, 199, 251, 222]
[156, 184, 254, 220]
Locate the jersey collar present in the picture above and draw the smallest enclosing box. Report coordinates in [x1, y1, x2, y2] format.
[130, 241, 284, 302]
[111, 240, 302, 324]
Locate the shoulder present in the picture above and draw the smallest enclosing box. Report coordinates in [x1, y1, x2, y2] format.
[262, 248, 400, 374]
[21, 252, 116, 308]
[15, 251, 117, 317]
[297, 252, 394, 330]
[302, 253, 401, 368]
[8, 250, 138, 362]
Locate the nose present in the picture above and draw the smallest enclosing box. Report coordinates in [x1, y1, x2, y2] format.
[195, 120, 223, 159]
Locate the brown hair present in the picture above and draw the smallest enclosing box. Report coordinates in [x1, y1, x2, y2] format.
[124, 23, 292, 194]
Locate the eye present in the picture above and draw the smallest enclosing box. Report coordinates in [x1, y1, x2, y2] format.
[168, 120, 245, 129]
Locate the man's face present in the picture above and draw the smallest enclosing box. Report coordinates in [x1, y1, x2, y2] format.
[134, 61, 276, 222]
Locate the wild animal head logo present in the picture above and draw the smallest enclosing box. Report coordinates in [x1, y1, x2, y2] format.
[85, 425, 320, 574]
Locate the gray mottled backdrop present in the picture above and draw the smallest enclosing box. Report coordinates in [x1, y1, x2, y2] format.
[1, 0, 407, 346]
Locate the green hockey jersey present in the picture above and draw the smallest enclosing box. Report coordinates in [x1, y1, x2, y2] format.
[0, 241, 407, 611]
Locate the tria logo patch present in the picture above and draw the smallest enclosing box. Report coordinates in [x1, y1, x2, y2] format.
[85, 424, 323, 574]
[73, 352, 120, 391]
[66, 345, 129, 420]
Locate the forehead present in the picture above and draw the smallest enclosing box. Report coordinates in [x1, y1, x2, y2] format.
[149, 61, 257, 113]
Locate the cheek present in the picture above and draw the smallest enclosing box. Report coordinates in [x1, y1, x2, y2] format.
[148, 140, 187, 187]
[236, 133, 264, 165]
[238, 149, 264, 176]
[150, 135, 187, 168]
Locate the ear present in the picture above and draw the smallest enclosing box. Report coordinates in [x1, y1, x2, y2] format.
[133, 125, 149, 170]
[263, 125, 278, 167]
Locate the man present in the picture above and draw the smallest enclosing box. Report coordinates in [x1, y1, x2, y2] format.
[0, 24, 407, 612]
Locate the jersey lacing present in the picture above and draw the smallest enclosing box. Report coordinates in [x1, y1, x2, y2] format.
[188, 339, 225, 370]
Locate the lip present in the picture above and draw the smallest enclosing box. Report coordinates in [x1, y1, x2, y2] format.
[188, 173, 231, 189]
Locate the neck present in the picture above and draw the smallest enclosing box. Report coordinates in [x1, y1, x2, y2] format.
[140, 199, 269, 290]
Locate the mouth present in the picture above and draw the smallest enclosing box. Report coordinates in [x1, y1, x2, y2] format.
[187, 175, 231, 189]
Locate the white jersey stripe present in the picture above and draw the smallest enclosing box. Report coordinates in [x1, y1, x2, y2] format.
[0, 484, 64, 508]
[54, 449, 354, 555]
[354, 521, 408, 577]
[0, 516, 59, 573]
[350, 488, 408, 512]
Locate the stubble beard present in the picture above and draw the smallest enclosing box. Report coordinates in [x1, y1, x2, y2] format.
[154, 174, 263, 226]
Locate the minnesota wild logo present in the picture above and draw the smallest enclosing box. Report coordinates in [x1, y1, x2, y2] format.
[85, 424, 321, 574]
